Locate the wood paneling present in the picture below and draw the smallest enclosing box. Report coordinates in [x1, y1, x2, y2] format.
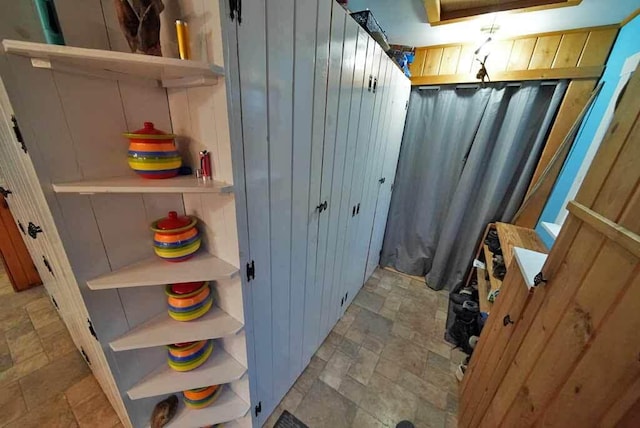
[552, 32, 588, 68]
[410, 26, 617, 85]
[528, 34, 562, 69]
[460, 61, 640, 428]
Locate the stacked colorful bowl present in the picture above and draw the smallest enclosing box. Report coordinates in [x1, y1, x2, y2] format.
[165, 281, 213, 321]
[124, 122, 182, 179]
[151, 211, 201, 262]
[167, 340, 213, 372]
[182, 384, 224, 409]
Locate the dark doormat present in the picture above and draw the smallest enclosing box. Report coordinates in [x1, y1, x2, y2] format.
[274, 410, 308, 428]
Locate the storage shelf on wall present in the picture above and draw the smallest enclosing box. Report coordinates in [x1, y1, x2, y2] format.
[513, 247, 548, 289]
[2, 40, 224, 88]
[109, 306, 243, 351]
[127, 348, 246, 399]
[165, 387, 249, 428]
[87, 252, 238, 290]
[541, 221, 561, 240]
[52, 175, 233, 195]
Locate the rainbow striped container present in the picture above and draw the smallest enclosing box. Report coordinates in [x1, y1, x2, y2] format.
[167, 340, 213, 372]
[151, 211, 201, 262]
[182, 384, 224, 409]
[166, 282, 212, 321]
[124, 122, 181, 179]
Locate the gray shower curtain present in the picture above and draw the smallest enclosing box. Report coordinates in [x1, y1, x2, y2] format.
[380, 81, 567, 291]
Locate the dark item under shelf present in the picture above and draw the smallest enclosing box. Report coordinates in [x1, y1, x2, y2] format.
[350, 10, 390, 52]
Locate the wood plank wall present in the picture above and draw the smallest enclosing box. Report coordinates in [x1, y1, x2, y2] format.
[459, 53, 640, 428]
[409, 26, 617, 85]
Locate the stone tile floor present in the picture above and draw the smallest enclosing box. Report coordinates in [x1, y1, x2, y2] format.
[264, 268, 465, 428]
[0, 265, 121, 428]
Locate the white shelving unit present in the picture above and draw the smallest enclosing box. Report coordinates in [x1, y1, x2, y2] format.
[87, 252, 238, 290]
[127, 348, 246, 399]
[2, 40, 224, 88]
[541, 221, 561, 240]
[53, 175, 233, 195]
[513, 247, 548, 289]
[109, 306, 243, 351]
[165, 388, 250, 428]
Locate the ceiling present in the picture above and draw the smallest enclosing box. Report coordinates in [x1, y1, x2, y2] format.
[346, 0, 640, 47]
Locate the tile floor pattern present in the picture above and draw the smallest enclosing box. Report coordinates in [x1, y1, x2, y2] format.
[264, 268, 464, 428]
[0, 265, 121, 428]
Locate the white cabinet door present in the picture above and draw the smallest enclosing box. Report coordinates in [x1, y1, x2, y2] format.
[366, 70, 411, 279]
[340, 41, 383, 308]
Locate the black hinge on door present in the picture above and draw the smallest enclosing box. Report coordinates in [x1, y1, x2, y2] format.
[0, 187, 12, 198]
[246, 260, 255, 281]
[229, 0, 242, 23]
[352, 206, 356, 217]
[28, 222, 43, 239]
[378, 177, 386, 184]
[345, 291, 348, 302]
[356, 203, 360, 215]
[80, 347, 91, 365]
[51, 296, 59, 310]
[42, 256, 54, 276]
[11, 115, 27, 153]
[254, 401, 262, 417]
[316, 200, 328, 213]
[340, 296, 344, 306]
[373, 77, 378, 93]
[88, 319, 98, 340]
[368, 75, 373, 92]
[18, 221, 25, 234]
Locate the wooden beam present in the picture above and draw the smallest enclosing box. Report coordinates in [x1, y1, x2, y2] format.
[621, 7, 640, 27]
[424, 0, 440, 23]
[567, 201, 640, 258]
[432, 0, 582, 26]
[410, 65, 603, 85]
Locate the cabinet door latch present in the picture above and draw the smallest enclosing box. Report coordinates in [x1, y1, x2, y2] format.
[42, 256, 54, 276]
[533, 272, 547, 287]
[0, 187, 12, 198]
[246, 260, 255, 281]
[28, 222, 43, 239]
[378, 177, 385, 184]
[11, 115, 27, 153]
[254, 401, 262, 417]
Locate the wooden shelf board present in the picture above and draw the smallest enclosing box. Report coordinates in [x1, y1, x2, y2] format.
[109, 306, 243, 351]
[541, 221, 561, 240]
[483, 244, 503, 294]
[165, 387, 249, 428]
[495, 222, 548, 267]
[475, 266, 491, 313]
[53, 175, 233, 195]
[87, 252, 238, 290]
[513, 247, 548, 290]
[127, 348, 246, 399]
[2, 40, 224, 87]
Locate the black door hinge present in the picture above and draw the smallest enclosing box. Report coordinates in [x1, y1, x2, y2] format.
[356, 203, 360, 215]
[0, 187, 12, 198]
[352, 205, 356, 217]
[254, 401, 261, 417]
[345, 291, 348, 302]
[18, 221, 25, 234]
[11, 115, 26, 153]
[28, 222, 43, 239]
[42, 256, 54, 276]
[246, 260, 255, 281]
[80, 347, 91, 365]
[533, 272, 547, 287]
[405, 100, 409, 110]
[340, 296, 344, 306]
[368, 75, 373, 92]
[88, 319, 98, 340]
[51, 296, 59, 310]
[229, 0, 242, 23]
[373, 77, 378, 93]
[378, 177, 386, 184]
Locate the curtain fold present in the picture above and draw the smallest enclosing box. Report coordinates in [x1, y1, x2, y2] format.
[380, 81, 567, 291]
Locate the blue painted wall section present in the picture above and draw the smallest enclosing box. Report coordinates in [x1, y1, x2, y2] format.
[535, 15, 640, 249]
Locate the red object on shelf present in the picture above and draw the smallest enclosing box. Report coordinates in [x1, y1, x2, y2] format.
[156, 211, 192, 230]
[171, 281, 205, 295]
